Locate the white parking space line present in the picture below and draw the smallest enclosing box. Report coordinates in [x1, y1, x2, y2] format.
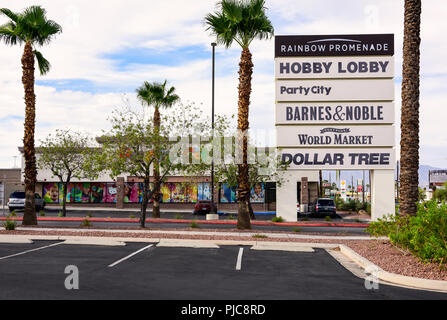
[0, 242, 64, 260]
[108, 244, 154, 268]
[236, 248, 244, 271]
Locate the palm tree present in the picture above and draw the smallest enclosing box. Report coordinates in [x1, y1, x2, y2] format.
[0, 6, 61, 225]
[400, 0, 421, 216]
[136, 80, 179, 218]
[205, 0, 274, 230]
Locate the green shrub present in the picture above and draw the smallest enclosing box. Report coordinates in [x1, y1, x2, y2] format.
[39, 210, 45, 216]
[366, 203, 371, 215]
[367, 200, 447, 266]
[86, 212, 93, 218]
[129, 214, 136, 219]
[2, 219, 17, 230]
[81, 219, 91, 227]
[58, 211, 63, 217]
[293, 227, 301, 233]
[9, 210, 16, 217]
[272, 216, 284, 223]
[325, 216, 332, 221]
[174, 214, 183, 220]
[190, 221, 200, 228]
[227, 214, 235, 220]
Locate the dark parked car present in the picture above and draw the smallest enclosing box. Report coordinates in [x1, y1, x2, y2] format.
[7, 191, 46, 212]
[311, 198, 336, 218]
[193, 200, 216, 215]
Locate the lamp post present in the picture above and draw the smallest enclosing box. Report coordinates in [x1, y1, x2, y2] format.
[210, 42, 217, 216]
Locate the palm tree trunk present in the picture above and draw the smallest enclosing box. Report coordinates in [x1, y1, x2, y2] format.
[400, 0, 421, 216]
[236, 48, 253, 230]
[248, 199, 255, 220]
[22, 41, 37, 226]
[152, 106, 161, 218]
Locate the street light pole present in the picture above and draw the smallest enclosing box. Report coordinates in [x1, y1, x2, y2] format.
[210, 42, 216, 215]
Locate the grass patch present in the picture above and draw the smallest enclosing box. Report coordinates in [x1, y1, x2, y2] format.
[293, 227, 301, 233]
[174, 214, 183, 220]
[2, 219, 17, 230]
[272, 216, 284, 223]
[39, 210, 45, 216]
[129, 214, 136, 219]
[190, 221, 200, 228]
[325, 216, 332, 222]
[252, 234, 268, 239]
[227, 214, 235, 220]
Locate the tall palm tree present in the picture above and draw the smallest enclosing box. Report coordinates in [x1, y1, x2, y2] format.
[136, 80, 179, 218]
[400, 0, 421, 216]
[205, 0, 274, 230]
[0, 6, 61, 225]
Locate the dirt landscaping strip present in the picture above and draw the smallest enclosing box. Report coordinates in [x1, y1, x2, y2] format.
[0, 216, 369, 228]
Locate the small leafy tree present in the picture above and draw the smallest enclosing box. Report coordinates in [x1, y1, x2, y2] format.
[99, 102, 207, 228]
[38, 129, 101, 217]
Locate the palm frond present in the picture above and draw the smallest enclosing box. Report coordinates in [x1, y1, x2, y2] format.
[0, 22, 22, 45]
[0, 8, 20, 23]
[33, 50, 51, 75]
[136, 80, 180, 109]
[204, 0, 273, 49]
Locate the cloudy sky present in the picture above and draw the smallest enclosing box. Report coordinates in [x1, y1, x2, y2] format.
[0, 0, 446, 169]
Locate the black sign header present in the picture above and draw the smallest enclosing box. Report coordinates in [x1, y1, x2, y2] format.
[275, 34, 394, 57]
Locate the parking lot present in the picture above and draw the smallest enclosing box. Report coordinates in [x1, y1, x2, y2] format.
[0, 240, 446, 300]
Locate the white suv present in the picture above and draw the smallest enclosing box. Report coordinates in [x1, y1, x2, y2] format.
[7, 191, 46, 212]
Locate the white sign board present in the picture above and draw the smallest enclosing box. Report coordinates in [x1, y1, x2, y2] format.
[275, 56, 394, 79]
[276, 125, 395, 148]
[275, 102, 394, 124]
[276, 79, 394, 102]
[280, 148, 396, 170]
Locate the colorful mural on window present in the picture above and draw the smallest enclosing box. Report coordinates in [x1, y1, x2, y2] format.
[220, 183, 237, 203]
[43, 183, 59, 203]
[198, 183, 211, 201]
[219, 183, 265, 203]
[250, 183, 265, 203]
[43, 181, 251, 204]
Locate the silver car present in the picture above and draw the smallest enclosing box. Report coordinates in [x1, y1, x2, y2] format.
[7, 191, 46, 212]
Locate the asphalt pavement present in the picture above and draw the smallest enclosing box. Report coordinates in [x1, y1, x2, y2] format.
[0, 240, 445, 300]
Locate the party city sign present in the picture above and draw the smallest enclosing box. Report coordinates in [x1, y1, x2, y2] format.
[276, 79, 394, 101]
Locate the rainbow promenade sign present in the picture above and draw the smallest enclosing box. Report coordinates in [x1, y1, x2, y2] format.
[274, 34, 396, 221]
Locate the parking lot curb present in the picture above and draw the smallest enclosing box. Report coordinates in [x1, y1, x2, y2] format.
[338, 244, 447, 293]
[0, 235, 33, 243]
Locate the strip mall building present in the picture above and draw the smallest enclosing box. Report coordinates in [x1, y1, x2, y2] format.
[18, 147, 283, 212]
